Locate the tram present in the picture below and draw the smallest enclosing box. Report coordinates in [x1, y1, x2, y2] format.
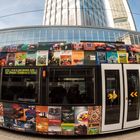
[0, 41, 140, 136]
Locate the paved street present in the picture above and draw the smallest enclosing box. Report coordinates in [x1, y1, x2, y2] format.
[0, 128, 140, 140]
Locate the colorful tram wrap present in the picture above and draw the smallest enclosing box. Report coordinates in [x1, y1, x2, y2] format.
[0, 41, 140, 136]
[0, 103, 101, 135]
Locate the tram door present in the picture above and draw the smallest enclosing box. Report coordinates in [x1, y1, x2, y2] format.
[123, 64, 140, 128]
[101, 64, 123, 132]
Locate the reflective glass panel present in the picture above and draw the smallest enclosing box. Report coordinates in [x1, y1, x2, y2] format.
[105, 70, 120, 124]
[1, 68, 40, 103]
[49, 67, 95, 105]
[127, 70, 139, 121]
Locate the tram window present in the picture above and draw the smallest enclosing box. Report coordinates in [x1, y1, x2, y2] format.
[105, 70, 120, 124]
[1, 68, 39, 103]
[49, 67, 95, 104]
[127, 70, 139, 121]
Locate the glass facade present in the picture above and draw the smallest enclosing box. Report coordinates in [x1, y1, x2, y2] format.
[0, 26, 140, 46]
[43, 0, 136, 31]
[43, 0, 108, 27]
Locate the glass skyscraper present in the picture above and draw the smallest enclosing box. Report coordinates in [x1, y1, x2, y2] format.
[43, 0, 136, 31]
[104, 0, 136, 30]
[43, 0, 108, 27]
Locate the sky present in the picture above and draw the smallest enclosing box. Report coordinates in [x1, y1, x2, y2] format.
[0, 0, 45, 28]
[128, 0, 140, 31]
[0, 0, 140, 31]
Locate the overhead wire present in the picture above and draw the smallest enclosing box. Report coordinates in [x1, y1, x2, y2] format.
[0, 9, 44, 19]
[0, 7, 140, 19]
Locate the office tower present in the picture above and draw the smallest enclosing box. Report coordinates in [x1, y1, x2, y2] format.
[104, 0, 136, 30]
[43, 0, 108, 27]
[43, 0, 136, 31]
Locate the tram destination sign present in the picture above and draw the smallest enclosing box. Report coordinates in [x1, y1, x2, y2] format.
[4, 68, 37, 75]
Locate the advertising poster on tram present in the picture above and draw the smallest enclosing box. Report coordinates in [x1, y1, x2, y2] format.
[0, 52, 7, 66]
[106, 52, 118, 63]
[0, 46, 3, 52]
[128, 51, 137, 63]
[3, 117, 15, 129]
[7, 104, 36, 132]
[115, 44, 126, 51]
[49, 51, 60, 65]
[48, 106, 61, 135]
[9, 45, 18, 52]
[75, 107, 88, 135]
[13, 120, 26, 131]
[61, 123, 75, 135]
[11, 104, 28, 131]
[136, 53, 140, 63]
[0, 103, 4, 127]
[36, 50, 48, 66]
[94, 42, 106, 51]
[0, 116, 4, 127]
[96, 52, 107, 64]
[88, 106, 101, 135]
[61, 43, 72, 50]
[62, 106, 74, 123]
[52, 43, 62, 51]
[3, 103, 14, 118]
[83, 42, 95, 51]
[126, 45, 136, 63]
[10, 104, 27, 121]
[36, 106, 48, 133]
[0, 45, 12, 52]
[26, 52, 36, 66]
[106, 43, 117, 51]
[27, 44, 37, 52]
[128, 52, 138, 64]
[11, 104, 24, 120]
[60, 50, 72, 66]
[1, 45, 17, 52]
[24, 105, 36, 132]
[72, 43, 83, 50]
[72, 50, 84, 65]
[84, 51, 96, 65]
[117, 51, 128, 63]
[38, 42, 52, 50]
[61, 106, 75, 135]
[15, 52, 27, 66]
[0, 103, 3, 116]
[17, 44, 28, 51]
[11, 104, 26, 131]
[3, 103, 15, 129]
[129, 44, 140, 53]
[6, 53, 15, 66]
